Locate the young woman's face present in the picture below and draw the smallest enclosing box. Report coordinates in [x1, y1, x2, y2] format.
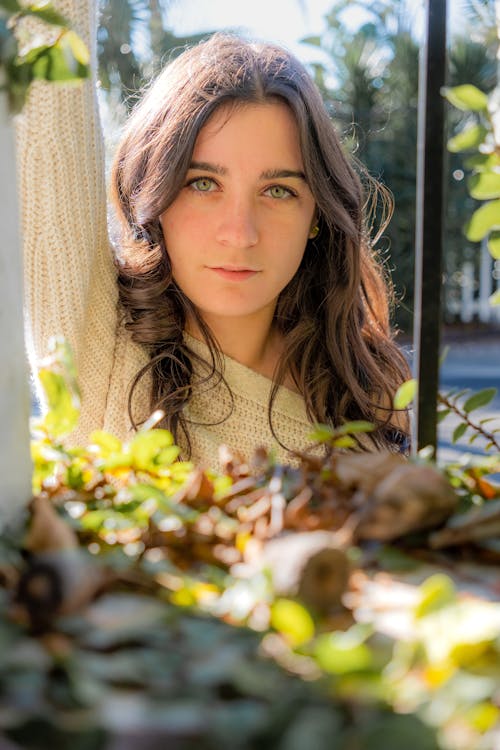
[160, 101, 316, 332]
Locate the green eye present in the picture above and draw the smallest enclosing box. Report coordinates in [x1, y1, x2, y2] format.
[192, 178, 215, 192]
[267, 185, 292, 199]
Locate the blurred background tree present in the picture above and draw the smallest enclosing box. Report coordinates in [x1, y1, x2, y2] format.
[97, 0, 210, 106]
[302, 0, 497, 331]
[96, 0, 498, 333]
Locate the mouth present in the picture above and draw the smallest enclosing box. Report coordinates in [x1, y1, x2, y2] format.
[208, 266, 260, 281]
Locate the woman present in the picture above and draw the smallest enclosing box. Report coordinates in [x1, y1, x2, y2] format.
[19, 0, 410, 468]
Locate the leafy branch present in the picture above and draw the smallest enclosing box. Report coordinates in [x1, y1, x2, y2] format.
[394, 377, 500, 454]
[443, 82, 500, 305]
[438, 387, 500, 451]
[0, 0, 89, 111]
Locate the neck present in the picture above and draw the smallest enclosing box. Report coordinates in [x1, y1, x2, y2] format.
[186, 312, 283, 380]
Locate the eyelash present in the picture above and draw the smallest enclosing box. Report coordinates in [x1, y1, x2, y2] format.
[185, 176, 298, 199]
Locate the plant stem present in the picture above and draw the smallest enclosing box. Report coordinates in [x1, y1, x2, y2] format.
[438, 393, 500, 451]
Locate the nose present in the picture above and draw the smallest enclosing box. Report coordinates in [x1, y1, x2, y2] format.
[215, 197, 259, 249]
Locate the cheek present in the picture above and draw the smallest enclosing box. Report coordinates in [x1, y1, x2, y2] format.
[162, 204, 211, 251]
[160, 214, 188, 268]
[270, 251, 305, 295]
[285, 236, 308, 271]
[160, 210, 180, 242]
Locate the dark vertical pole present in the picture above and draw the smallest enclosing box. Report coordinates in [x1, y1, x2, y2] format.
[412, 0, 448, 453]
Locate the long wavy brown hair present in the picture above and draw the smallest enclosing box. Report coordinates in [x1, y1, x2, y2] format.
[110, 32, 411, 455]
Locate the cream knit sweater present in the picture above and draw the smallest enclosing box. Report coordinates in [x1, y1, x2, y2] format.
[17, 0, 320, 469]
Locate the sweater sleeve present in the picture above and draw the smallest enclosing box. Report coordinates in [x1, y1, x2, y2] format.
[16, 0, 122, 439]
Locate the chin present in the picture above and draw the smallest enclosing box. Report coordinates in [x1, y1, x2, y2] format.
[197, 301, 272, 321]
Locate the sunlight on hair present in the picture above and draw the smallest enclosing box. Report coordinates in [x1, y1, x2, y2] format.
[140, 409, 166, 431]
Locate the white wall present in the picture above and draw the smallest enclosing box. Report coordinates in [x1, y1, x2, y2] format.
[0, 91, 32, 527]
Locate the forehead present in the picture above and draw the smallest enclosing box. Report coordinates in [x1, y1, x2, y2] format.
[192, 100, 304, 165]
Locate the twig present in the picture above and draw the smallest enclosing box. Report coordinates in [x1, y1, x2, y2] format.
[438, 393, 500, 451]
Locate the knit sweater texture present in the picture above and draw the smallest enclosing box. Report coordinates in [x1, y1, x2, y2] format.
[17, 0, 320, 470]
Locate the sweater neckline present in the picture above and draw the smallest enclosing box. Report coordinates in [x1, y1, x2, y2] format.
[184, 331, 308, 418]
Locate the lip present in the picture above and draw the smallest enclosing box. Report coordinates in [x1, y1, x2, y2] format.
[208, 267, 260, 281]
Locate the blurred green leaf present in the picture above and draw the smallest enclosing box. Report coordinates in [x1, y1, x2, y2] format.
[22, 1, 67, 26]
[414, 574, 456, 619]
[309, 420, 374, 445]
[336, 420, 375, 435]
[448, 123, 487, 152]
[36, 33, 88, 80]
[443, 84, 488, 112]
[0, 0, 22, 11]
[66, 463, 85, 489]
[332, 435, 357, 448]
[314, 625, 374, 674]
[271, 599, 315, 647]
[437, 408, 451, 423]
[447, 388, 469, 400]
[38, 370, 80, 438]
[128, 483, 197, 519]
[129, 430, 179, 472]
[452, 423, 468, 443]
[490, 289, 500, 305]
[487, 230, 500, 259]
[64, 28, 90, 65]
[309, 424, 336, 443]
[463, 388, 497, 413]
[465, 199, 500, 241]
[394, 379, 417, 409]
[81, 509, 136, 532]
[88, 430, 123, 456]
[469, 171, 500, 200]
[464, 152, 500, 172]
[300, 35, 322, 47]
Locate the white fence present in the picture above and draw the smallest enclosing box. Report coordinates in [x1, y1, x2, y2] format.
[445, 240, 500, 324]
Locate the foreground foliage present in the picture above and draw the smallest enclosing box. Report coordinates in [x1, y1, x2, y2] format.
[0, 0, 89, 111]
[1, 341, 500, 749]
[444, 79, 500, 306]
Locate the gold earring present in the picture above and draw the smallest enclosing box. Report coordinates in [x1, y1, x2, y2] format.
[309, 225, 319, 239]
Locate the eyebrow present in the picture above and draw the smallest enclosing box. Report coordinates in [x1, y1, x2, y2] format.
[260, 168, 307, 181]
[189, 161, 307, 181]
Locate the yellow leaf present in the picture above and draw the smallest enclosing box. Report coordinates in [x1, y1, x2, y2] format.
[394, 378, 417, 409]
[170, 588, 196, 607]
[450, 640, 491, 668]
[271, 599, 315, 647]
[414, 574, 456, 618]
[465, 702, 500, 733]
[235, 531, 252, 553]
[64, 29, 90, 65]
[192, 582, 219, 604]
[423, 661, 456, 688]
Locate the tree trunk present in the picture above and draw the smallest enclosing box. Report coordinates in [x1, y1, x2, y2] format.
[0, 91, 32, 526]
